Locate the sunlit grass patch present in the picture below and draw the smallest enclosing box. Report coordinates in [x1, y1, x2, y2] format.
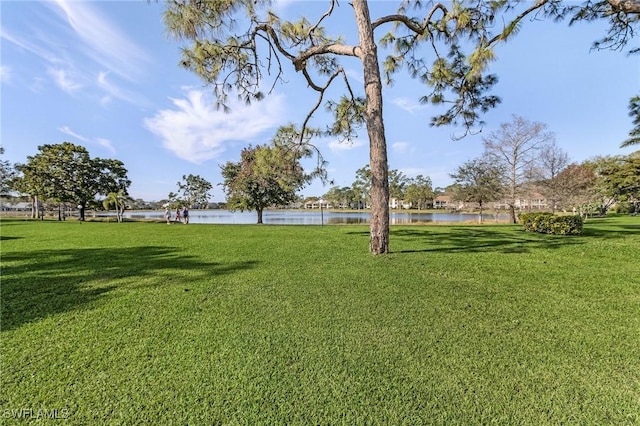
[1, 217, 639, 424]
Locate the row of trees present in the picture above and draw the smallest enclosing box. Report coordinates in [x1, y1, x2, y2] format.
[450, 116, 640, 222]
[318, 166, 436, 211]
[0, 126, 318, 225]
[313, 116, 639, 223]
[3, 117, 638, 227]
[162, 0, 640, 253]
[1, 143, 219, 221]
[5, 142, 130, 221]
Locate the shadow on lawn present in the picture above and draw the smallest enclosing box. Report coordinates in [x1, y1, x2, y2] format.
[347, 219, 639, 254]
[580, 222, 640, 238]
[390, 227, 584, 254]
[1, 246, 258, 332]
[340, 226, 586, 254]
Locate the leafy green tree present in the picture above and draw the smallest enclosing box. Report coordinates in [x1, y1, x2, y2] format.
[388, 169, 408, 201]
[622, 96, 640, 147]
[220, 127, 315, 224]
[587, 152, 640, 214]
[103, 189, 130, 223]
[404, 175, 433, 210]
[14, 142, 130, 221]
[0, 147, 17, 196]
[11, 167, 44, 219]
[450, 157, 504, 223]
[351, 165, 372, 210]
[163, 0, 639, 253]
[323, 185, 355, 209]
[176, 174, 213, 209]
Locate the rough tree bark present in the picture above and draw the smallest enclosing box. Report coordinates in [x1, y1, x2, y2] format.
[353, 0, 389, 254]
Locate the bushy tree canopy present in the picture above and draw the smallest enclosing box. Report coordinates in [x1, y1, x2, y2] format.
[14, 142, 130, 220]
[450, 157, 504, 223]
[176, 174, 213, 209]
[163, 0, 639, 252]
[220, 126, 315, 223]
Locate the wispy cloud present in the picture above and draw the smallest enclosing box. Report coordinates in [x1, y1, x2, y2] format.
[0, 27, 61, 64]
[0, 66, 11, 84]
[48, 67, 83, 93]
[272, 0, 296, 11]
[144, 89, 285, 164]
[97, 71, 148, 107]
[345, 68, 364, 85]
[3, 2, 150, 104]
[59, 125, 89, 142]
[95, 138, 116, 154]
[29, 77, 46, 94]
[391, 141, 411, 154]
[328, 138, 366, 152]
[59, 126, 116, 154]
[392, 97, 428, 114]
[50, 0, 150, 82]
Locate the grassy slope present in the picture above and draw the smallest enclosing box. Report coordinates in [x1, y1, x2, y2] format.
[1, 217, 639, 424]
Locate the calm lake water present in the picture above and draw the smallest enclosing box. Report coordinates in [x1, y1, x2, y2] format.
[119, 210, 504, 225]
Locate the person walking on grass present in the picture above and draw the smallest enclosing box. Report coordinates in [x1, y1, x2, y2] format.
[182, 206, 189, 224]
[175, 207, 181, 223]
[165, 207, 172, 225]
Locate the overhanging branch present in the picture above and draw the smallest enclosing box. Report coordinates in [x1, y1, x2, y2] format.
[371, 3, 448, 33]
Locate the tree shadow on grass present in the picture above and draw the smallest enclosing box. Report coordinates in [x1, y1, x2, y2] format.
[345, 220, 638, 254]
[389, 227, 585, 254]
[580, 222, 640, 238]
[1, 246, 258, 332]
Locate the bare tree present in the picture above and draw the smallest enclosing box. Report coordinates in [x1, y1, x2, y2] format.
[533, 142, 570, 213]
[162, 0, 639, 253]
[555, 163, 598, 213]
[483, 116, 554, 223]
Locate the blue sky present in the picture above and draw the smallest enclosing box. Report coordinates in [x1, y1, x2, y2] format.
[1, 0, 638, 202]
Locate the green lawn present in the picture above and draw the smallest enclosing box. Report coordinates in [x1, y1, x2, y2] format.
[1, 217, 639, 424]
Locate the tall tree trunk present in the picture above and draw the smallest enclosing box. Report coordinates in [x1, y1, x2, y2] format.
[257, 208, 263, 224]
[79, 204, 86, 221]
[353, 0, 389, 255]
[32, 195, 38, 219]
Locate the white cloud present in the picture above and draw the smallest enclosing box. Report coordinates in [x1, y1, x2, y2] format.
[0, 27, 61, 64]
[392, 97, 427, 114]
[97, 71, 147, 107]
[47, 67, 83, 93]
[328, 138, 366, 152]
[29, 77, 46, 93]
[50, 0, 150, 81]
[0, 66, 11, 84]
[3, 3, 149, 103]
[144, 89, 286, 164]
[391, 141, 411, 154]
[95, 138, 116, 154]
[345, 68, 364, 84]
[272, 0, 296, 11]
[59, 125, 89, 142]
[58, 126, 115, 154]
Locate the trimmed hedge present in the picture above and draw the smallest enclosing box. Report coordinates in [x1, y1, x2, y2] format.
[519, 212, 583, 235]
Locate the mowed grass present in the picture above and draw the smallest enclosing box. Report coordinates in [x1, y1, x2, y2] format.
[1, 216, 639, 424]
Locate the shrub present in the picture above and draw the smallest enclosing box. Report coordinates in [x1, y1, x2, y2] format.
[519, 212, 554, 233]
[520, 212, 583, 235]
